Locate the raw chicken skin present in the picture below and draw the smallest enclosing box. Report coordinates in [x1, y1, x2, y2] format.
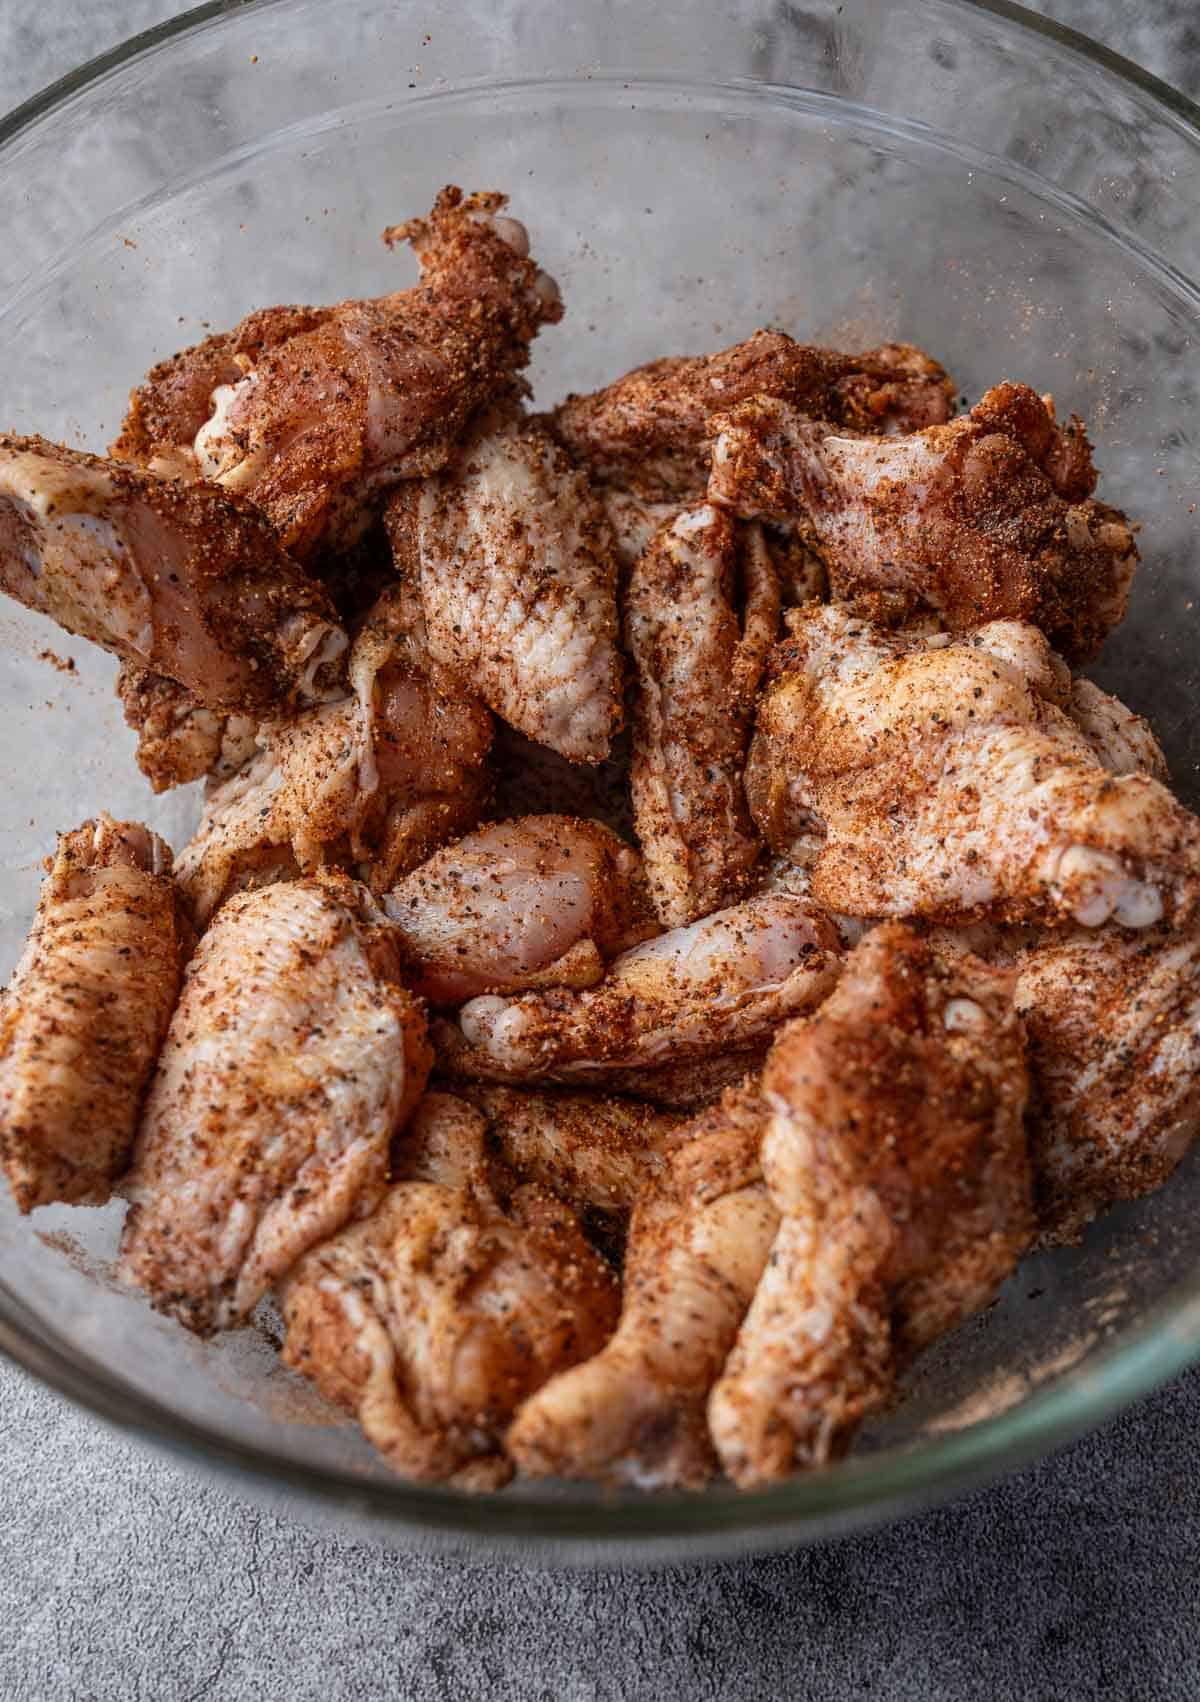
[508, 1085, 775, 1488]
[1016, 922, 1200, 1242]
[0, 436, 345, 712]
[113, 188, 562, 559]
[0, 817, 190, 1213]
[708, 923, 1032, 1487]
[387, 411, 623, 763]
[553, 330, 955, 501]
[438, 893, 843, 1087]
[746, 606, 1200, 929]
[118, 872, 431, 1334]
[383, 815, 644, 1004]
[627, 505, 777, 925]
[601, 488, 680, 570]
[280, 1091, 618, 1485]
[708, 382, 1135, 661]
[1066, 676, 1168, 781]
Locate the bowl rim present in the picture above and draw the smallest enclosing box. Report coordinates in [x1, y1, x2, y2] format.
[3, 0, 1200, 1559]
[5, 0, 1200, 149]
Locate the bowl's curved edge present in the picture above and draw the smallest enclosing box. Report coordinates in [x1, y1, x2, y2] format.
[0, 0, 264, 149]
[2, 0, 1200, 160]
[960, 0, 1200, 131]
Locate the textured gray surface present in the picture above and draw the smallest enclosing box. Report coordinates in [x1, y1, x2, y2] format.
[1, 3, 1199, 1698]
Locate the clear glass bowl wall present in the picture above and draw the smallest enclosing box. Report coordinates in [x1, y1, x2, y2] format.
[1, 0, 1199, 1560]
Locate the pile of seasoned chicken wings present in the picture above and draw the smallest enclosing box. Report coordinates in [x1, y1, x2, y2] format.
[0, 185, 1195, 1492]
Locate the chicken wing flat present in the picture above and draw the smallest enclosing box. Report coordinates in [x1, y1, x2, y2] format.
[508, 1085, 775, 1488]
[0, 817, 191, 1214]
[628, 506, 778, 926]
[553, 330, 955, 501]
[708, 923, 1032, 1487]
[116, 664, 260, 794]
[280, 1090, 618, 1485]
[0, 435, 345, 712]
[1015, 922, 1200, 1243]
[119, 872, 431, 1333]
[709, 382, 1135, 662]
[437, 892, 843, 1087]
[113, 187, 562, 560]
[746, 606, 1200, 929]
[176, 586, 493, 925]
[383, 815, 643, 1004]
[386, 410, 623, 763]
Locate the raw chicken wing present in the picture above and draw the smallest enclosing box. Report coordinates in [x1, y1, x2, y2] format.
[627, 505, 777, 925]
[1016, 922, 1200, 1242]
[554, 330, 955, 501]
[383, 815, 643, 1003]
[280, 1090, 618, 1485]
[0, 435, 345, 712]
[508, 1086, 775, 1487]
[119, 872, 431, 1333]
[746, 606, 1200, 928]
[0, 817, 190, 1213]
[709, 923, 1032, 1486]
[386, 410, 623, 763]
[709, 382, 1135, 661]
[113, 187, 562, 559]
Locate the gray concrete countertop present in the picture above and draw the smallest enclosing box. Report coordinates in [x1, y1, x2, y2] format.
[1, 4, 1198, 1698]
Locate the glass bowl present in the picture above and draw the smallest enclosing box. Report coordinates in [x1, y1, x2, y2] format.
[2, 0, 1200, 1564]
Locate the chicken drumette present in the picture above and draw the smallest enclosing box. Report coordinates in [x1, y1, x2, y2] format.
[0, 436, 345, 713]
[553, 330, 955, 502]
[709, 381, 1135, 661]
[280, 1090, 618, 1486]
[119, 872, 431, 1333]
[746, 605, 1200, 929]
[627, 505, 778, 926]
[383, 815, 645, 1004]
[0, 817, 191, 1213]
[113, 187, 562, 561]
[708, 923, 1032, 1487]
